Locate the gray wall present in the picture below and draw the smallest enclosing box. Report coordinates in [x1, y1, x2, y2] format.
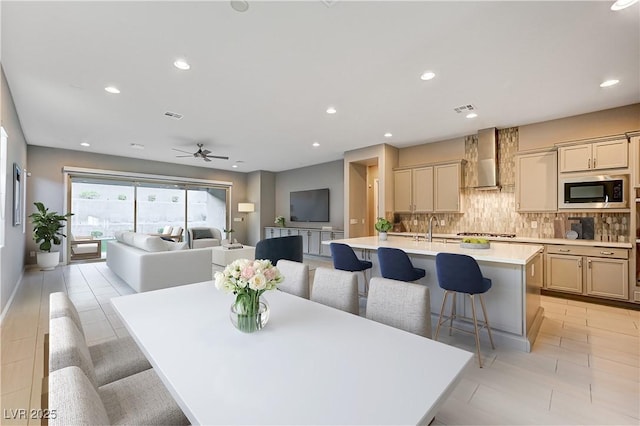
[274, 160, 344, 230]
[26, 146, 249, 264]
[1, 66, 29, 316]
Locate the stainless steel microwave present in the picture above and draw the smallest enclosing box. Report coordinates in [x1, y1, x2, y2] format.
[559, 175, 627, 209]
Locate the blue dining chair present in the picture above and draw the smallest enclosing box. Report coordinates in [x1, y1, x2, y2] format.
[377, 247, 426, 282]
[435, 253, 495, 368]
[330, 243, 373, 296]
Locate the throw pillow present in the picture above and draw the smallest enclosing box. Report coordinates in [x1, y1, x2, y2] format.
[192, 229, 213, 239]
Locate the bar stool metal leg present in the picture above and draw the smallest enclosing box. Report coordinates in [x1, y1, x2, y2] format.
[449, 292, 457, 336]
[479, 294, 495, 349]
[469, 294, 484, 368]
[435, 290, 449, 340]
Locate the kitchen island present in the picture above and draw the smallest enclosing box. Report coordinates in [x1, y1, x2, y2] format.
[327, 236, 545, 352]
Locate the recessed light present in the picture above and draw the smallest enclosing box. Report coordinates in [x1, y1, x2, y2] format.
[611, 0, 638, 10]
[384, 133, 393, 138]
[600, 79, 620, 88]
[230, 0, 249, 12]
[104, 86, 120, 94]
[173, 59, 190, 70]
[326, 106, 337, 114]
[466, 113, 478, 119]
[420, 71, 436, 81]
[231, 164, 238, 168]
[80, 142, 90, 147]
[312, 142, 320, 147]
[130, 143, 145, 150]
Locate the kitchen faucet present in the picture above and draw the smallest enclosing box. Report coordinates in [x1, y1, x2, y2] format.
[427, 216, 438, 242]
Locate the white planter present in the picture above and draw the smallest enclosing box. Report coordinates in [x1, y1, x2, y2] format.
[378, 232, 388, 241]
[36, 251, 60, 270]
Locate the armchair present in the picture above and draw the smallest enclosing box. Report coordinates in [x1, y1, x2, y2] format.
[70, 234, 102, 260]
[187, 227, 222, 249]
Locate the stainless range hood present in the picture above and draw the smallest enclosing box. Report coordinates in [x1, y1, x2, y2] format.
[474, 127, 499, 190]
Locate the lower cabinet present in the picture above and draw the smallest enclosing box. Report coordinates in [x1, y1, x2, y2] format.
[545, 245, 629, 300]
[263, 227, 343, 257]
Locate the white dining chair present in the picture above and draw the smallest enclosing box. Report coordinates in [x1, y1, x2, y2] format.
[49, 365, 189, 425]
[366, 277, 432, 338]
[310, 267, 359, 315]
[276, 259, 310, 299]
[49, 292, 151, 384]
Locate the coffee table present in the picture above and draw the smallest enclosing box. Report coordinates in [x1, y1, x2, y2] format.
[210, 245, 255, 266]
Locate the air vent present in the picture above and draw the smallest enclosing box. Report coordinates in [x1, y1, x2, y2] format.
[164, 111, 183, 120]
[453, 104, 476, 114]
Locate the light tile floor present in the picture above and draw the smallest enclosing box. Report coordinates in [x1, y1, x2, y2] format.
[1, 261, 639, 425]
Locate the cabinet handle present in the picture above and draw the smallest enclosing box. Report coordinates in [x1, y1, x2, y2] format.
[587, 259, 591, 269]
[593, 158, 597, 168]
[588, 158, 591, 169]
[578, 259, 582, 268]
[600, 251, 614, 255]
[559, 249, 571, 253]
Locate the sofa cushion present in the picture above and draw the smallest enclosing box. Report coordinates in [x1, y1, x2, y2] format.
[131, 234, 167, 252]
[165, 241, 188, 251]
[192, 228, 213, 239]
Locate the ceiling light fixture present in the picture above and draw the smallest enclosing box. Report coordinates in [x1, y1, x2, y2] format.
[420, 71, 436, 81]
[312, 142, 320, 147]
[384, 133, 393, 138]
[326, 106, 337, 114]
[104, 86, 120, 94]
[80, 142, 90, 147]
[173, 59, 191, 70]
[231, 164, 238, 168]
[230, 0, 249, 12]
[466, 113, 478, 119]
[611, 0, 638, 10]
[600, 79, 620, 87]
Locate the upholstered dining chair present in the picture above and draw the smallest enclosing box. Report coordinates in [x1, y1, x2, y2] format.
[276, 259, 310, 299]
[377, 247, 426, 282]
[329, 242, 373, 296]
[49, 365, 189, 425]
[254, 235, 303, 265]
[310, 267, 359, 315]
[435, 253, 496, 368]
[49, 293, 151, 386]
[366, 277, 432, 338]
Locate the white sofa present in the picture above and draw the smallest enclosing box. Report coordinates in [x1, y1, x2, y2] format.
[106, 232, 212, 293]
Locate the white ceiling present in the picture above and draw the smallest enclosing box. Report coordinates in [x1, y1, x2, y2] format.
[2, 1, 639, 173]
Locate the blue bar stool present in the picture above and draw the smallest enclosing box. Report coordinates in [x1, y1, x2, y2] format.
[377, 247, 426, 282]
[435, 253, 495, 368]
[330, 243, 373, 296]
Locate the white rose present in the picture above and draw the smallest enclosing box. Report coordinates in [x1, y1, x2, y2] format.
[249, 273, 267, 290]
[214, 272, 227, 292]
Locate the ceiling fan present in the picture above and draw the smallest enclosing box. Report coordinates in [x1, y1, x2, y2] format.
[172, 143, 229, 162]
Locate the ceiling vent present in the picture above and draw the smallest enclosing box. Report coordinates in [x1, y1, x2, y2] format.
[453, 104, 476, 114]
[164, 111, 183, 120]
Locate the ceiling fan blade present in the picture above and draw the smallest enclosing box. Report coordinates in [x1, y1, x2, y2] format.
[208, 155, 229, 160]
[203, 156, 212, 162]
[200, 149, 211, 155]
[172, 148, 194, 155]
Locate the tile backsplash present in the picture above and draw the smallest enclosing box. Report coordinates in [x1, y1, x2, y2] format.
[394, 127, 631, 243]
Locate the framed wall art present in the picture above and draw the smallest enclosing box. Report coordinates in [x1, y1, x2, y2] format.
[13, 163, 22, 226]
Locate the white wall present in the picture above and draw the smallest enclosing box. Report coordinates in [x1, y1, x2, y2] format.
[1, 66, 28, 316]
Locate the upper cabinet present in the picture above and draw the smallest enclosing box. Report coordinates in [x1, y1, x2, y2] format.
[394, 161, 462, 213]
[630, 132, 640, 188]
[558, 137, 628, 173]
[393, 166, 433, 213]
[515, 150, 557, 212]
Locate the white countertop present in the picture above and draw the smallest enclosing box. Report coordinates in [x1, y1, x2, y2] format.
[112, 281, 472, 425]
[328, 236, 543, 265]
[388, 232, 633, 249]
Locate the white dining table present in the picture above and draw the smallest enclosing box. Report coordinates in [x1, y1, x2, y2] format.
[111, 281, 472, 425]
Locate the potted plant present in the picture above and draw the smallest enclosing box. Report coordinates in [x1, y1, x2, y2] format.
[29, 202, 73, 270]
[275, 216, 286, 227]
[374, 217, 393, 241]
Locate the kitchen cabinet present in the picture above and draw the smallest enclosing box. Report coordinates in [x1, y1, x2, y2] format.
[558, 138, 628, 173]
[320, 230, 344, 256]
[515, 150, 557, 212]
[546, 245, 629, 300]
[394, 161, 462, 214]
[434, 163, 462, 212]
[393, 166, 433, 212]
[630, 133, 640, 188]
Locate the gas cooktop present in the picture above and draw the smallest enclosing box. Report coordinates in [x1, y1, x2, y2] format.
[457, 232, 516, 238]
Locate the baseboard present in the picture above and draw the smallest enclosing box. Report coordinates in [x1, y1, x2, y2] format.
[0, 268, 25, 324]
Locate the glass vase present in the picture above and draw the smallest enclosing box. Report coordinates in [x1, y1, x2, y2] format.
[230, 295, 270, 333]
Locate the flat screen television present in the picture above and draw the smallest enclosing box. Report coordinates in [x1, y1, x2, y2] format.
[290, 188, 329, 222]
